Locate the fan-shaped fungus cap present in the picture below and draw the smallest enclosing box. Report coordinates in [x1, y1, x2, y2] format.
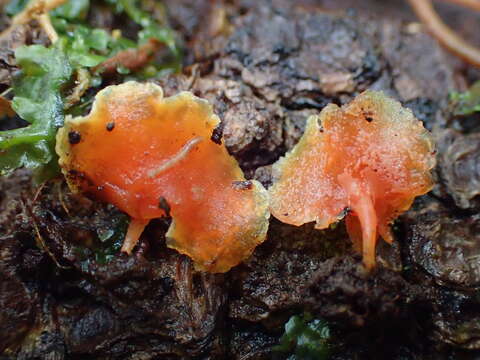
[56, 81, 269, 273]
[269, 90, 435, 269]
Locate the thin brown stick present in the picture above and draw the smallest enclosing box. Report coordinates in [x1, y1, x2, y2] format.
[11, 0, 67, 25]
[64, 68, 91, 109]
[37, 13, 58, 42]
[31, 215, 68, 269]
[0, 96, 14, 118]
[1, 0, 66, 42]
[407, 0, 480, 67]
[436, 0, 480, 12]
[56, 180, 70, 216]
[93, 39, 164, 75]
[23, 197, 70, 269]
[32, 181, 47, 203]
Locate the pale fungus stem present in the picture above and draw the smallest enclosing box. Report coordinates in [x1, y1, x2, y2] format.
[148, 136, 204, 178]
[121, 218, 149, 254]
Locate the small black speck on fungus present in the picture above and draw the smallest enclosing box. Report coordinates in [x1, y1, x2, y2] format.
[68, 131, 81, 144]
[211, 123, 224, 145]
[106, 122, 115, 131]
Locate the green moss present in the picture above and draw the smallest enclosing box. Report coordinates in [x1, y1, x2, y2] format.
[0, 44, 72, 180]
[93, 213, 130, 264]
[450, 81, 480, 116]
[1, 0, 181, 179]
[274, 312, 331, 360]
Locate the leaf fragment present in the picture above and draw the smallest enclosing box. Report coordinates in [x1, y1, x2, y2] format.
[0, 43, 72, 177]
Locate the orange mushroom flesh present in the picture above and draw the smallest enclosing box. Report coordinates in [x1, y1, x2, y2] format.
[56, 82, 269, 273]
[269, 91, 435, 269]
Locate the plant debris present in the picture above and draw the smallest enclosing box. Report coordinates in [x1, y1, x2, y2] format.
[0, 43, 71, 180]
[0, 96, 14, 118]
[450, 81, 480, 116]
[0, 0, 181, 181]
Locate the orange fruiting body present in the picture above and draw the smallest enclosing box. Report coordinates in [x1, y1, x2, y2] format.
[56, 82, 269, 273]
[269, 91, 435, 269]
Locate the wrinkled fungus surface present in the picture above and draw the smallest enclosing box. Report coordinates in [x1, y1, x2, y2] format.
[269, 91, 435, 269]
[56, 82, 269, 273]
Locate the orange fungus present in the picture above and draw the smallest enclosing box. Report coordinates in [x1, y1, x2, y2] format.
[269, 91, 435, 269]
[56, 81, 270, 273]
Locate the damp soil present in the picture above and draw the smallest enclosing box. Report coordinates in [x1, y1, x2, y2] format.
[2, 0, 480, 359]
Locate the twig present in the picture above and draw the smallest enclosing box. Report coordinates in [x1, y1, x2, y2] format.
[11, 0, 67, 25]
[0, 96, 14, 118]
[1, 0, 66, 42]
[31, 214, 69, 269]
[22, 197, 70, 269]
[37, 12, 58, 43]
[0, 88, 12, 97]
[436, 0, 480, 11]
[56, 180, 70, 216]
[32, 181, 48, 203]
[407, 0, 480, 67]
[93, 39, 164, 75]
[64, 68, 91, 109]
[187, 64, 200, 90]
